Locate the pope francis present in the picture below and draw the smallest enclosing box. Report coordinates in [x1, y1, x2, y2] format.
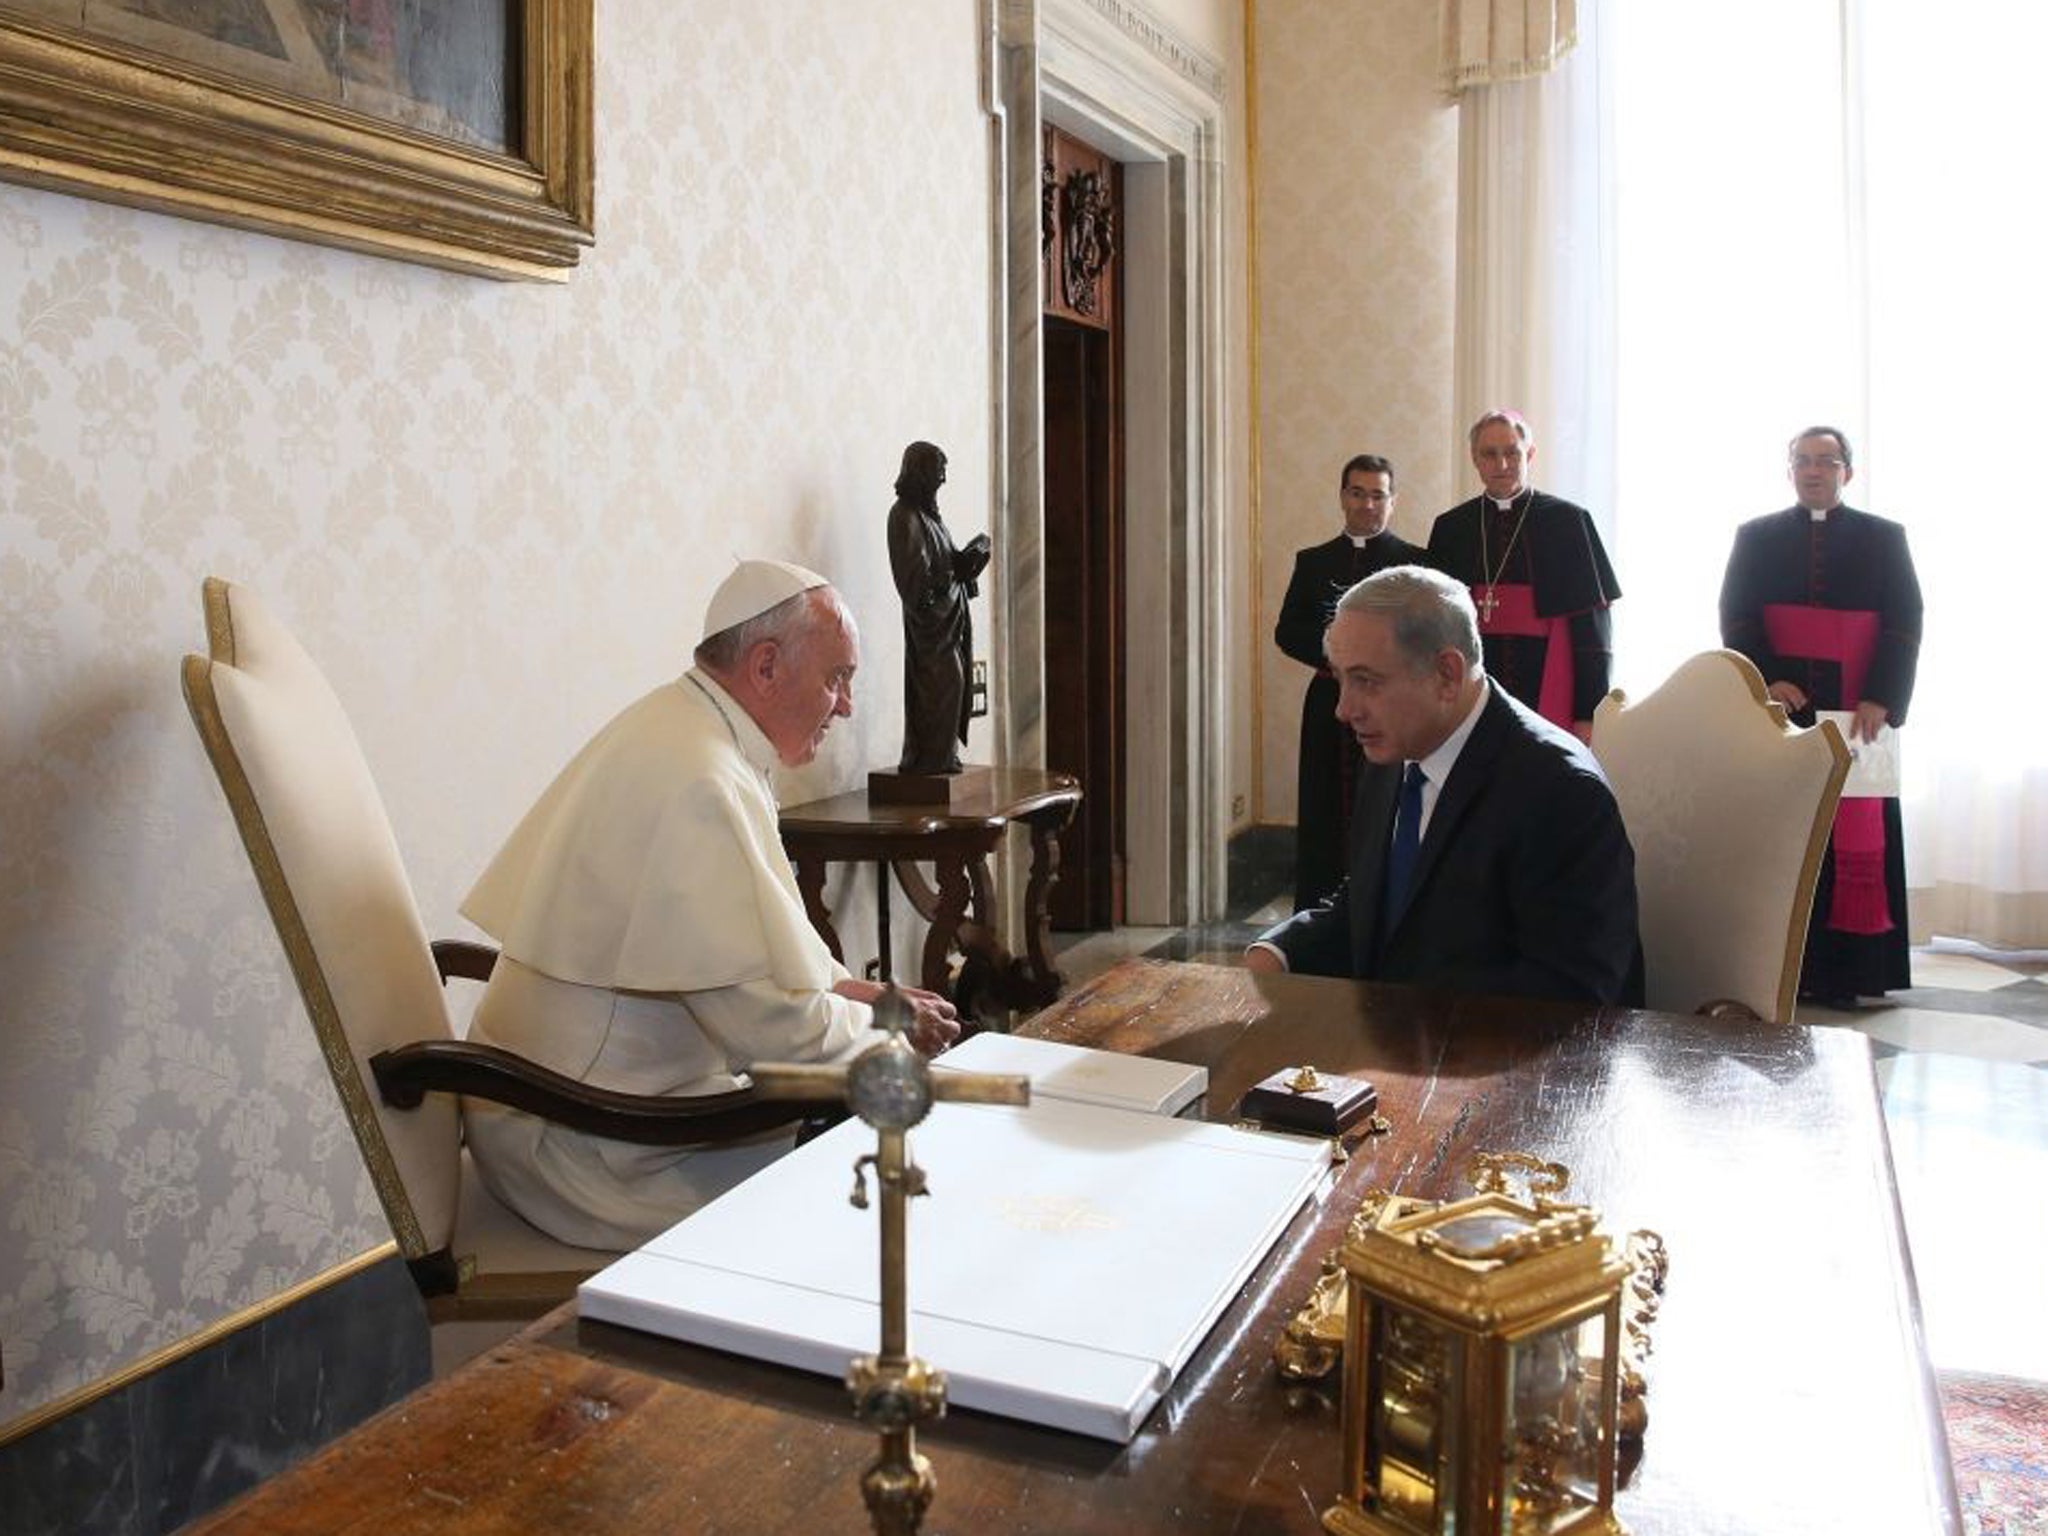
[459, 559, 960, 1249]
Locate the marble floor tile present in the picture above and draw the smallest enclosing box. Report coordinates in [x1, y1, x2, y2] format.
[1926, 936, 2048, 963]
[1905, 949, 2034, 993]
[1890, 981, 2048, 1028]
[1052, 926, 1180, 989]
[1143, 922, 1269, 963]
[1882, 1051, 2048, 1139]
[1244, 896, 1294, 927]
[1879, 1053, 2048, 1379]
[1831, 1006, 2048, 1063]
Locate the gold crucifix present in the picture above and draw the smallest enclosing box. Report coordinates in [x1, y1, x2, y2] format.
[751, 988, 1029, 1536]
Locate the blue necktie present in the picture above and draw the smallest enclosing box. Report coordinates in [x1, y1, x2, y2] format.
[1384, 763, 1427, 924]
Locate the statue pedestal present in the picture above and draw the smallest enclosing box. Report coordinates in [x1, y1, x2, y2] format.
[867, 765, 993, 807]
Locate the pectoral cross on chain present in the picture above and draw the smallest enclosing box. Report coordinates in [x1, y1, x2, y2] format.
[1477, 585, 1500, 623]
[751, 989, 1029, 1536]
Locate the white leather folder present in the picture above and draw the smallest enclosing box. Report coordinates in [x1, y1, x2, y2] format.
[933, 1031, 1208, 1116]
[579, 1096, 1329, 1442]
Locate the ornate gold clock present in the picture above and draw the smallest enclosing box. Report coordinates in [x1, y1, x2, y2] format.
[1323, 1155, 1635, 1536]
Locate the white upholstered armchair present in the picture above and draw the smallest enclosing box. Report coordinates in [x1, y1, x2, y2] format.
[1592, 649, 1851, 1023]
[181, 577, 806, 1318]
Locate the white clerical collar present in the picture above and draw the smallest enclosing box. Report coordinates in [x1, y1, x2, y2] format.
[1347, 532, 1373, 547]
[1410, 679, 1490, 793]
[683, 667, 781, 781]
[1806, 503, 1835, 522]
[1489, 493, 1526, 511]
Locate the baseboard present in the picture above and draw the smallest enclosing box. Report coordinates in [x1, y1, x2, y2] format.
[0, 1245, 428, 1535]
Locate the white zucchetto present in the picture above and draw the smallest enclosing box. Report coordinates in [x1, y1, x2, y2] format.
[701, 558, 830, 642]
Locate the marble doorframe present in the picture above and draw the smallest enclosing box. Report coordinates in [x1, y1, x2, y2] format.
[983, 0, 1229, 927]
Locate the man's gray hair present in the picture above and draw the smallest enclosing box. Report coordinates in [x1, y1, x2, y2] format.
[1467, 408, 1533, 449]
[694, 586, 844, 674]
[1334, 565, 1481, 673]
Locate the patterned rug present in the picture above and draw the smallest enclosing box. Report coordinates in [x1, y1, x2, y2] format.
[1940, 1370, 2048, 1535]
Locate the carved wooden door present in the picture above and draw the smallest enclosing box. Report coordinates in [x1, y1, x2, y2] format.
[1041, 124, 1124, 931]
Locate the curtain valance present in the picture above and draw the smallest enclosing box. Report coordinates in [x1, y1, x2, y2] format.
[1441, 0, 1578, 92]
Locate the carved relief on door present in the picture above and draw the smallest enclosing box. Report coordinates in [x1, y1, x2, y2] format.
[1041, 126, 1119, 331]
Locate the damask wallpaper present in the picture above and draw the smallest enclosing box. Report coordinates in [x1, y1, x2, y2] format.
[0, 0, 998, 1428]
[1251, 0, 1459, 824]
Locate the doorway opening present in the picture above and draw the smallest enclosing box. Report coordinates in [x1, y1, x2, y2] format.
[1041, 124, 1125, 931]
[986, 3, 1228, 941]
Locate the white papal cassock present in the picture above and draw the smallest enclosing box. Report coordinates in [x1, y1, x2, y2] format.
[459, 667, 880, 1250]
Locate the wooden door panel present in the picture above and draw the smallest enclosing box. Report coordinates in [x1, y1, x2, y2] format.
[1042, 125, 1124, 933]
[1044, 317, 1122, 930]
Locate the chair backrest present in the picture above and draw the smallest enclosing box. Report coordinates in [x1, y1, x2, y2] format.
[1592, 649, 1850, 1023]
[181, 577, 461, 1260]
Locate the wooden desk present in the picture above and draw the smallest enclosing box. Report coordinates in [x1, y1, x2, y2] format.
[779, 767, 1080, 1012]
[189, 960, 1958, 1535]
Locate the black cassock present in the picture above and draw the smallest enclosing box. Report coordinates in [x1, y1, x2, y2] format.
[1275, 529, 1424, 911]
[1720, 504, 1924, 1000]
[1426, 491, 1620, 727]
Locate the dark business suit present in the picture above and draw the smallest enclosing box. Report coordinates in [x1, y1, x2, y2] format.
[1258, 685, 1642, 1005]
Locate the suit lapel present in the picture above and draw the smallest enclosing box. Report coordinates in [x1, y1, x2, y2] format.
[1384, 688, 1513, 938]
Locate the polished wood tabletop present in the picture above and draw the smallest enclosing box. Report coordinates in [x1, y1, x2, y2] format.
[190, 959, 1958, 1535]
[777, 766, 1082, 838]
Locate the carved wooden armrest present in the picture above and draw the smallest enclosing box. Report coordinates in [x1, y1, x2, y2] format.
[430, 939, 498, 986]
[1695, 998, 1763, 1021]
[370, 1040, 810, 1146]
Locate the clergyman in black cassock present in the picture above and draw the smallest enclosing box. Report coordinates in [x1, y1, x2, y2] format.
[1426, 411, 1621, 735]
[1720, 426, 1923, 1003]
[1274, 454, 1423, 910]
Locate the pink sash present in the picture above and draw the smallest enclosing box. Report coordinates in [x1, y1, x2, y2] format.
[1761, 603, 1891, 935]
[1475, 582, 1575, 730]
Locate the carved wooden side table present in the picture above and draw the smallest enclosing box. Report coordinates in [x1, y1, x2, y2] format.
[779, 768, 1081, 1016]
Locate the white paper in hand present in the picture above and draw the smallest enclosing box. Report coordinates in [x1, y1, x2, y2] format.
[1818, 711, 1900, 797]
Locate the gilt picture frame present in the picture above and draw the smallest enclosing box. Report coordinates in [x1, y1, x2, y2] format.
[0, 0, 592, 282]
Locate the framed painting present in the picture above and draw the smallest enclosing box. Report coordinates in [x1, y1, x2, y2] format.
[0, 0, 592, 281]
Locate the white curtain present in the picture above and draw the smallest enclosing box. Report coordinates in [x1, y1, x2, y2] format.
[1460, 0, 2048, 949]
[1605, 0, 1861, 706]
[1855, 1, 2048, 947]
[1452, 0, 1613, 538]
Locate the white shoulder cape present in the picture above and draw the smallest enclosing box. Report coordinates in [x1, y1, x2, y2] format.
[461, 672, 838, 994]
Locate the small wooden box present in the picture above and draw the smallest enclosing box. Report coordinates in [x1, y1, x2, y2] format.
[1238, 1068, 1377, 1137]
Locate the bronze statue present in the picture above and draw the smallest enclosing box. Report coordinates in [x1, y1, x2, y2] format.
[887, 442, 990, 775]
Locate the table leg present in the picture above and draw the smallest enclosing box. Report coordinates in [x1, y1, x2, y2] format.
[874, 859, 893, 981]
[793, 854, 844, 965]
[1016, 805, 1075, 1005]
[919, 858, 973, 1000]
